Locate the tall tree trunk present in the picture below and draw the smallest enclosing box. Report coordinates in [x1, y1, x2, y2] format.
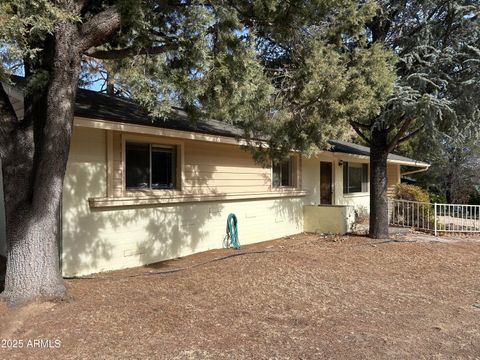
[369, 127, 390, 239]
[0, 0, 121, 304]
[1, 22, 81, 305]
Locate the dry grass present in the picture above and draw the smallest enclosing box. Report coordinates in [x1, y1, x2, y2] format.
[1, 233, 479, 359]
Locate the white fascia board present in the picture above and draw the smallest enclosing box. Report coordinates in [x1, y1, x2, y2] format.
[74, 116, 264, 147]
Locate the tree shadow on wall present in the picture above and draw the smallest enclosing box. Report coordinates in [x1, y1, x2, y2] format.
[61, 162, 223, 276]
[268, 196, 305, 237]
[135, 168, 230, 268]
[60, 147, 306, 277]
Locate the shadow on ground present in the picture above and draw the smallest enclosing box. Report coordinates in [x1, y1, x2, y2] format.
[2, 233, 480, 359]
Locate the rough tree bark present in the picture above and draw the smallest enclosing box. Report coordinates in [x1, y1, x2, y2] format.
[369, 127, 390, 239]
[1, 24, 81, 304]
[367, 116, 417, 239]
[0, 2, 122, 305]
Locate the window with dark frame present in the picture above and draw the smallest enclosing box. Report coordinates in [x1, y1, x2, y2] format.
[273, 158, 293, 187]
[343, 162, 368, 194]
[125, 142, 177, 190]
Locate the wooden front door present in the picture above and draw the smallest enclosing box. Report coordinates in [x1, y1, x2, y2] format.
[320, 162, 333, 205]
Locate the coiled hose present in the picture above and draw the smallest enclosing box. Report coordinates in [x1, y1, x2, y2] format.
[223, 213, 240, 249]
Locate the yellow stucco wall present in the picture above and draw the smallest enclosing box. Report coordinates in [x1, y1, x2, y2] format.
[303, 205, 355, 234]
[62, 126, 304, 276]
[301, 156, 401, 213]
[62, 126, 403, 276]
[301, 157, 321, 205]
[301, 155, 371, 210]
[334, 159, 370, 211]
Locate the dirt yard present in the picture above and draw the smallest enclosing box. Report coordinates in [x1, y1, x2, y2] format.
[1, 232, 479, 359]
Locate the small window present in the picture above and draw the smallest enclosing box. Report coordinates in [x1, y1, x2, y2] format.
[343, 162, 368, 194]
[126, 142, 177, 190]
[273, 157, 294, 187]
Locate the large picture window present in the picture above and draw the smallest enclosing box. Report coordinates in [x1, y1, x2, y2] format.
[126, 142, 177, 190]
[273, 157, 294, 187]
[343, 162, 368, 194]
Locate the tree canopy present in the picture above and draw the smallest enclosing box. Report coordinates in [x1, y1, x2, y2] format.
[349, 0, 480, 150]
[401, 117, 480, 204]
[74, 1, 396, 163]
[0, 0, 478, 302]
[341, 0, 480, 238]
[0, 0, 398, 303]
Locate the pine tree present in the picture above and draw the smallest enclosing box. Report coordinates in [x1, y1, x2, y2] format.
[348, 0, 480, 238]
[404, 122, 480, 204]
[0, 1, 396, 304]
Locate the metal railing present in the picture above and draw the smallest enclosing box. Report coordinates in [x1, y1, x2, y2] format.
[389, 199, 480, 235]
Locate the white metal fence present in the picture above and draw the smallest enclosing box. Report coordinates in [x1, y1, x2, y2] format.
[389, 199, 480, 235]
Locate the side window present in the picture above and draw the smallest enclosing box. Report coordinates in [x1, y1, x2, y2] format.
[151, 145, 176, 189]
[343, 162, 368, 194]
[125, 143, 149, 189]
[126, 142, 177, 190]
[273, 157, 295, 187]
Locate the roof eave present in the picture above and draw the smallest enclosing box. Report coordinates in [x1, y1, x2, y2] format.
[389, 159, 431, 168]
[400, 165, 431, 175]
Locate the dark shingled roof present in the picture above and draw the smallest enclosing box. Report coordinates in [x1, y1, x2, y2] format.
[75, 89, 244, 138]
[6, 76, 428, 166]
[8, 75, 243, 139]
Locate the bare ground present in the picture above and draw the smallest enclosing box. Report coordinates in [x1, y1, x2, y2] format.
[0, 232, 479, 359]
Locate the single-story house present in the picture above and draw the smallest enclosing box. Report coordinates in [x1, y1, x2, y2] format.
[0, 80, 429, 276]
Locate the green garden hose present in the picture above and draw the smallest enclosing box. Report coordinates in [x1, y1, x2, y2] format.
[224, 213, 240, 249]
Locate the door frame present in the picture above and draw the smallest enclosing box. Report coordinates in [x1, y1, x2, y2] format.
[320, 161, 334, 205]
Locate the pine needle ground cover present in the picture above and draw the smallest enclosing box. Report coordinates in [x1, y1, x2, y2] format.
[1, 233, 479, 359]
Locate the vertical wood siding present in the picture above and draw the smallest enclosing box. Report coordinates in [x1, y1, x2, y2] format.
[110, 132, 289, 196]
[387, 164, 400, 198]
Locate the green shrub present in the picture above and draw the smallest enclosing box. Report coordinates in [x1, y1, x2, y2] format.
[429, 191, 447, 204]
[394, 184, 430, 203]
[393, 184, 434, 230]
[468, 188, 480, 205]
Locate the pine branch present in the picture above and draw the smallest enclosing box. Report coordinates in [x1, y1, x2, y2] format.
[79, 5, 123, 52]
[387, 117, 414, 153]
[349, 121, 371, 145]
[398, 1, 448, 56]
[350, 120, 371, 131]
[398, 125, 425, 144]
[85, 43, 179, 60]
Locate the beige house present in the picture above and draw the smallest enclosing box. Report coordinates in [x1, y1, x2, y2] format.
[0, 83, 429, 276]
